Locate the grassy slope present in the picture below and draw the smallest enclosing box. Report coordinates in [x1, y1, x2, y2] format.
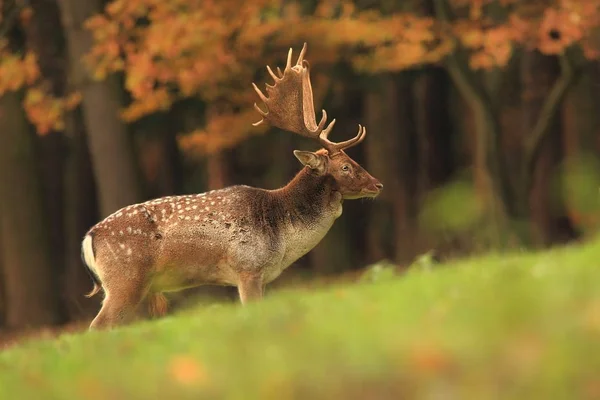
[1, 240, 600, 400]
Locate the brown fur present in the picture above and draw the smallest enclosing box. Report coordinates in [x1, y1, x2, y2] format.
[81, 148, 381, 330]
[147, 293, 169, 318]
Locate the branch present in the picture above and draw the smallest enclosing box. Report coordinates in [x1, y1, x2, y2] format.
[432, 0, 490, 111]
[523, 50, 579, 183]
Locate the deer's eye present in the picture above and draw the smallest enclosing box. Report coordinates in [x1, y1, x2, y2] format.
[342, 165, 350, 172]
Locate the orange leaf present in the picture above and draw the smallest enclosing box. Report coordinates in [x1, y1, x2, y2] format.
[168, 355, 209, 386]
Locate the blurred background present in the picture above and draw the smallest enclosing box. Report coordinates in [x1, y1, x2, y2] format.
[0, 0, 599, 336]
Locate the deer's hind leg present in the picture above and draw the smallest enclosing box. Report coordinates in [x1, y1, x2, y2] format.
[237, 273, 264, 305]
[89, 275, 151, 331]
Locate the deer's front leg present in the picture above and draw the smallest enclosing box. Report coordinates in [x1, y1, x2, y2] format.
[237, 274, 264, 305]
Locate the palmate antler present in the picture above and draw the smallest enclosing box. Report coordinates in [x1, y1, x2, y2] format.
[252, 42, 366, 155]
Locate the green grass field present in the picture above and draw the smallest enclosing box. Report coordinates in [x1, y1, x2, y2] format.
[1, 239, 599, 400]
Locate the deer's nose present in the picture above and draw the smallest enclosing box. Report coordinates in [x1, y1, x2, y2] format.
[375, 183, 383, 190]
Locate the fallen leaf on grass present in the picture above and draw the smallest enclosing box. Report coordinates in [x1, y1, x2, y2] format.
[408, 341, 453, 375]
[168, 355, 209, 386]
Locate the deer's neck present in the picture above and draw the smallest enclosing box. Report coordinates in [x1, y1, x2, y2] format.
[272, 167, 342, 225]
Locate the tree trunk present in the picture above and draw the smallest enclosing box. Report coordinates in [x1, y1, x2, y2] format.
[57, 0, 143, 217]
[364, 75, 398, 263]
[521, 52, 578, 246]
[25, 0, 70, 321]
[136, 118, 183, 198]
[0, 91, 62, 329]
[498, 53, 523, 200]
[0, 225, 4, 327]
[206, 151, 233, 190]
[25, 0, 66, 95]
[413, 68, 455, 252]
[364, 74, 418, 266]
[63, 106, 101, 320]
[521, 52, 559, 246]
[414, 67, 455, 191]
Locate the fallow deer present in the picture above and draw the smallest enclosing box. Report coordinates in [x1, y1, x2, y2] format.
[81, 43, 383, 330]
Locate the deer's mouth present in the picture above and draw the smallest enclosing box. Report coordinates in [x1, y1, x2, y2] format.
[361, 182, 383, 198]
[361, 189, 381, 198]
[343, 187, 381, 199]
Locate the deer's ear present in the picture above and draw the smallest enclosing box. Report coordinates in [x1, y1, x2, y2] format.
[293, 150, 327, 174]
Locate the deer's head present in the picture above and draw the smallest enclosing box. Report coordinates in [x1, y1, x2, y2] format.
[293, 148, 382, 199]
[252, 43, 383, 199]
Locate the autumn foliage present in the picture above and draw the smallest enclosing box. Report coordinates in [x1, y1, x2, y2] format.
[1, 0, 599, 146]
[0, 35, 81, 135]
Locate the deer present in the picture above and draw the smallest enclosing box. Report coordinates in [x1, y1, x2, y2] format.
[81, 43, 383, 330]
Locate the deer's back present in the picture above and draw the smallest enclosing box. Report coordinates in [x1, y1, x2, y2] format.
[87, 186, 286, 287]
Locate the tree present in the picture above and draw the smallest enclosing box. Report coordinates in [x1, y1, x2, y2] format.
[57, 0, 143, 217]
[62, 106, 102, 320]
[23, 0, 70, 319]
[364, 74, 420, 265]
[0, 90, 62, 330]
[0, 2, 64, 330]
[431, 0, 598, 245]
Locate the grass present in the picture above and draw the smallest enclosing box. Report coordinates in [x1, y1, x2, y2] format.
[1, 240, 600, 399]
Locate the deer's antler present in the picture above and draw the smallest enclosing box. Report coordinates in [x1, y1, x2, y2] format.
[252, 43, 366, 154]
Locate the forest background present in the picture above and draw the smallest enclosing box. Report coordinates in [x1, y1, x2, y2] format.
[0, 0, 599, 334]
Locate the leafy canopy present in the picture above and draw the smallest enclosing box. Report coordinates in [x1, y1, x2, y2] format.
[0, 0, 598, 150]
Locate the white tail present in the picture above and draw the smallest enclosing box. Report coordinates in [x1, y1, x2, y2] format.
[82, 44, 382, 330]
[81, 234, 102, 298]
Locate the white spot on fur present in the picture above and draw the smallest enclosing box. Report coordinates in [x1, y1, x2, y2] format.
[127, 248, 132, 256]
